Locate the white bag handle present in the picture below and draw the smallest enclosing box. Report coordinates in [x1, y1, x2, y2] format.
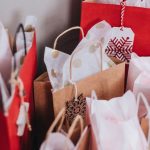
[46, 107, 66, 136]
[91, 90, 98, 100]
[53, 27, 85, 101]
[137, 93, 150, 147]
[66, 28, 102, 101]
[67, 115, 84, 138]
[137, 93, 150, 115]
[53, 26, 84, 50]
[46, 110, 84, 140]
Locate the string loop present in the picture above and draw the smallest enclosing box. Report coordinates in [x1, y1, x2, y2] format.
[120, 0, 126, 31]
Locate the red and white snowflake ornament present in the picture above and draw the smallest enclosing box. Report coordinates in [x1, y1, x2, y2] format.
[104, 27, 134, 63]
[104, 0, 135, 63]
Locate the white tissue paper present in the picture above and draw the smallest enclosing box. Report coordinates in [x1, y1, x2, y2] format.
[62, 21, 115, 87]
[44, 47, 69, 90]
[127, 53, 150, 91]
[127, 53, 150, 117]
[44, 20, 115, 91]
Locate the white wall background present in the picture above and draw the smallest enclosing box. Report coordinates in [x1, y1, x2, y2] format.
[0, 0, 81, 74]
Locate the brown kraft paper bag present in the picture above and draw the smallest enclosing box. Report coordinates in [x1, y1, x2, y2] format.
[34, 72, 54, 149]
[53, 63, 125, 117]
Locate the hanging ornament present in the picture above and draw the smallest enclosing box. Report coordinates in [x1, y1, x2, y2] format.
[65, 93, 86, 125]
[104, 0, 135, 63]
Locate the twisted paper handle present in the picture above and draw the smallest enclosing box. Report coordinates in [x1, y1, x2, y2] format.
[67, 115, 84, 138]
[47, 107, 66, 136]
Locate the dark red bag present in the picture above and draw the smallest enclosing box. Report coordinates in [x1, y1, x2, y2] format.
[80, 2, 150, 56]
[0, 111, 10, 150]
[1, 24, 37, 150]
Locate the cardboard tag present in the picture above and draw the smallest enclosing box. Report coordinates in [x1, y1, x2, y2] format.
[104, 27, 135, 63]
[16, 102, 29, 136]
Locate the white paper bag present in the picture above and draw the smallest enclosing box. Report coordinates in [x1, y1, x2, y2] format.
[126, 53, 150, 117]
[132, 72, 150, 117]
[134, 72, 150, 98]
[86, 91, 148, 150]
[127, 53, 150, 91]
[7, 16, 37, 112]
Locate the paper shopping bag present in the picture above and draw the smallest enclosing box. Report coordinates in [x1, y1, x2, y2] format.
[3, 16, 37, 150]
[53, 63, 125, 117]
[16, 17, 37, 150]
[0, 110, 10, 150]
[138, 93, 150, 147]
[126, 53, 150, 117]
[85, 0, 150, 8]
[0, 67, 10, 150]
[126, 53, 150, 91]
[81, 2, 150, 56]
[86, 91, 149, 150]
[34, 72, 54, 149]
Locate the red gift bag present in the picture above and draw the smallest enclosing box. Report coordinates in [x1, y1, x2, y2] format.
[0, 111, 10, 150]
[1, 23, 37, 150]
[80, 2, 150, 56]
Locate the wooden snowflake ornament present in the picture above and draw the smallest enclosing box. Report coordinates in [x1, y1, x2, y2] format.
[65, 94, 86, 125]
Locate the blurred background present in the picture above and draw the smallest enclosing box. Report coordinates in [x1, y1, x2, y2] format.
[0, 0, 82, 75]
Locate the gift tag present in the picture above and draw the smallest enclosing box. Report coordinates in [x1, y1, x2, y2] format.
[16, 102, 30, 136]
[104, 27, 134, 62]
[65, 94, 86, 125]
[104, 0, 135, 63]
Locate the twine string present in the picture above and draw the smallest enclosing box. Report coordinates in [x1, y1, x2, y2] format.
[120, 0, 126, 31]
